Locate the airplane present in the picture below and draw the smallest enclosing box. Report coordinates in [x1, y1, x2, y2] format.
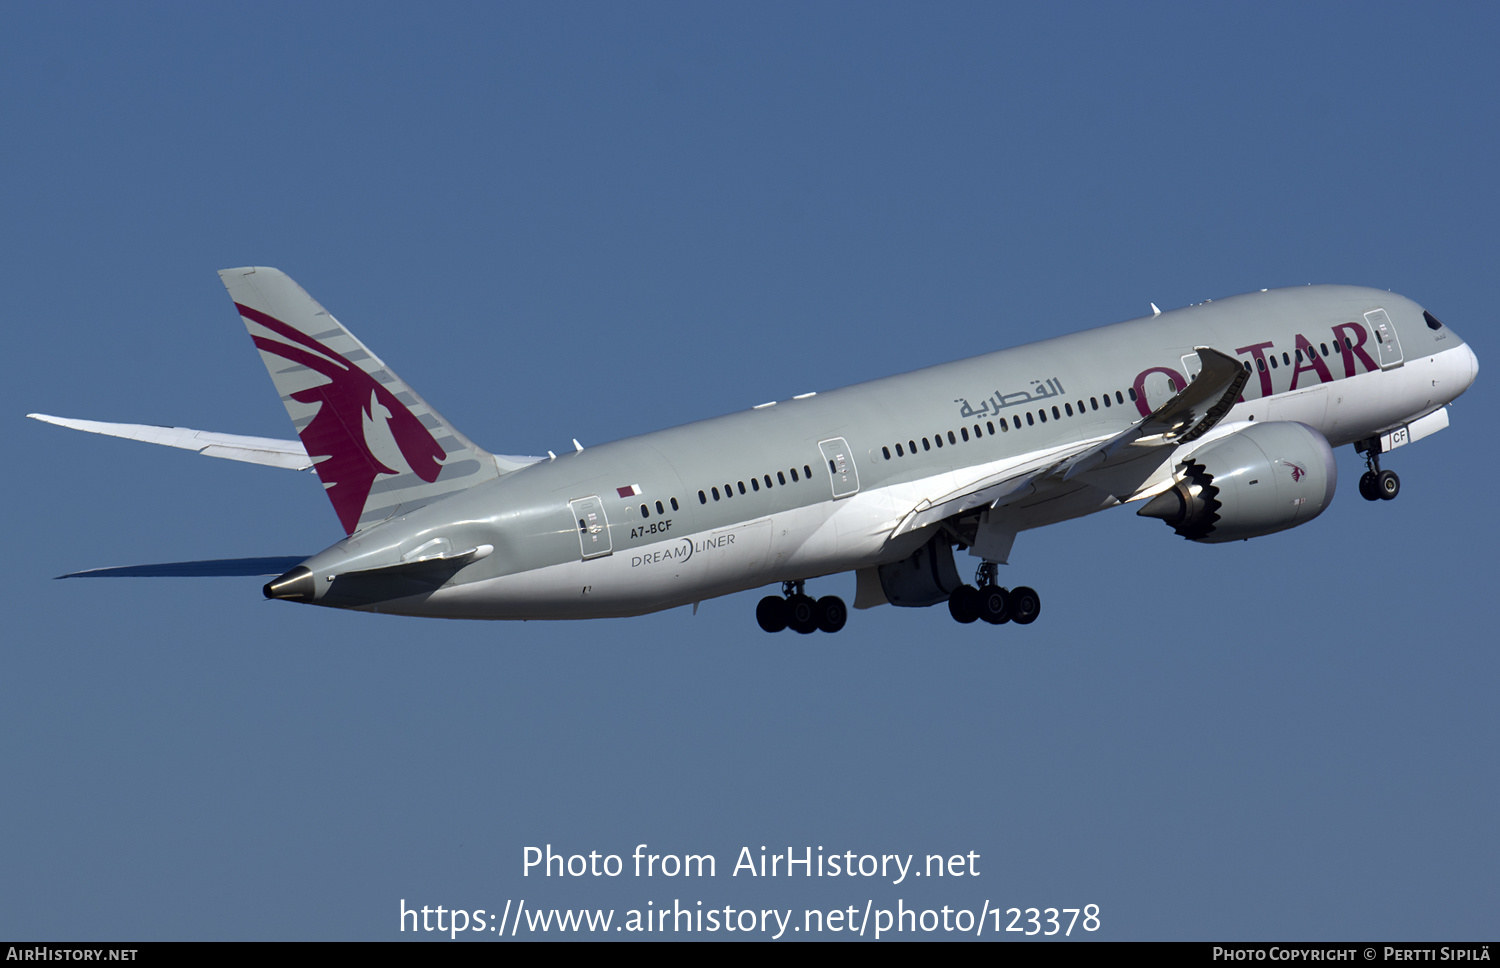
[31, 267, 1478, 633]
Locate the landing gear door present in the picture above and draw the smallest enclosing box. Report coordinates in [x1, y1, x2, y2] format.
[818, 437, 860, 499]
[1364, 308, 1404, 370]
[568, 496, 613, 559]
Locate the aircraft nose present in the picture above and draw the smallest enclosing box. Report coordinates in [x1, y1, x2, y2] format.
[1464, 342, 1479, 389]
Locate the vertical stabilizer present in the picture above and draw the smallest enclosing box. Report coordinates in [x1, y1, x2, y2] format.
[219, 267, 515, 534]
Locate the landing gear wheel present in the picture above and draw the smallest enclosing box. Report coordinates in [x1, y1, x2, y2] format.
[977, 586, 1011, 625]
[787, 594, 819, 634]
[948, 585, 981, 624]
[756, 596, 788, 633]
[1359, 442, 1400, 502]
[815, 596, 847, 633]
[1009, 586, 1041, 625]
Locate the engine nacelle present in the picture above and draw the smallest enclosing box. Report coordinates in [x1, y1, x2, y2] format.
[1138, 421, 1338, 543]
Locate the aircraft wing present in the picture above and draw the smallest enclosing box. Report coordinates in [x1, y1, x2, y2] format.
[1055, 347, 1249, 480]
[892, 347, 1249, 537]
[28, 413, 315, 471]
[891, 444, 1096, 536]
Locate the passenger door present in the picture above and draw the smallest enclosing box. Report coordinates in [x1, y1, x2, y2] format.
[818, 437, 860, 499]
[567, 496, 613, 559]
[1364, 309, 1404, 370]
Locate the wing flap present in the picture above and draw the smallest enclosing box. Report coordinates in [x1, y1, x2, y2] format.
[892, 445, 1099, 536]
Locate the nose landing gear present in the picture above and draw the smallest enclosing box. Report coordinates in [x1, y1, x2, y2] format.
[757, 580, 847, 634]
[948, 562, 1041, 627]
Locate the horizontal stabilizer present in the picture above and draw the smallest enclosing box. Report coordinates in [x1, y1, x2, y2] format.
[29, 414, 313, 471]
[266, 544, 494, 604]
[57, 556, 312, 579]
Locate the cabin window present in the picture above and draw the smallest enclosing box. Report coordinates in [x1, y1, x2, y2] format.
[921, 438, 930, 451]
[882, 446, 891, 460]
[960, 427, 970, 442]
[804, 465, 812, 478]
[895, 443, 904, 457]
[751, 477, 760, 491]
[1102, 394, 1111, 407]
[777, 471, 786, 485]
[724, 483, 733, 497]
[1320, 342, 1329, 356]
[1257, 357, 1266, 372]
[640, 504, 649, 518]
[948, 430, 957, 444]
[698, 490, 706, 504]
[934, 434, 943, 448]
[1091, 396, 1099, 410]
[1269, 355, 1278, 369]
[1115, 391, 1125, 404]
[1065, 402, 1074, 417]
[987, 421, 996, 435]
[1126, 388, 1136, 402]
[1026, 412, 1035, 426]
[1282, 352, 1291, 366]
[788, 468, 798, 482]
[671, 497, 679, 511]
[656, 501, 665, 514]
[1166, 379, 1176, 392]
[712, 487, 720, 501]
[1051, 406, 1060, 420]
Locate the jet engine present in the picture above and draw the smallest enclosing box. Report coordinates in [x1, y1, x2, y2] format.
[1137, 421, 1337, 543]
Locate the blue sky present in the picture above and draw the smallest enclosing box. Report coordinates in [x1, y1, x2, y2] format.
[3, 2, 1496, 940]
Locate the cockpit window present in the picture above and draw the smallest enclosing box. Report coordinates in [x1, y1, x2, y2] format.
[1424, 311, 1444, 331]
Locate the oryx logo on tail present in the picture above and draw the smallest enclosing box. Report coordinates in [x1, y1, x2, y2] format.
[236, 303, 445, 534]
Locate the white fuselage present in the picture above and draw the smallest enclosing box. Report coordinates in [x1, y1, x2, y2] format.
[342, 291, 1477, 620]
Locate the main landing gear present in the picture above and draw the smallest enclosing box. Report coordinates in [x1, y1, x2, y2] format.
[757, 580, 847, 634]
[946, 562, 1040, 627]
[1356, 440, 1400, 502]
